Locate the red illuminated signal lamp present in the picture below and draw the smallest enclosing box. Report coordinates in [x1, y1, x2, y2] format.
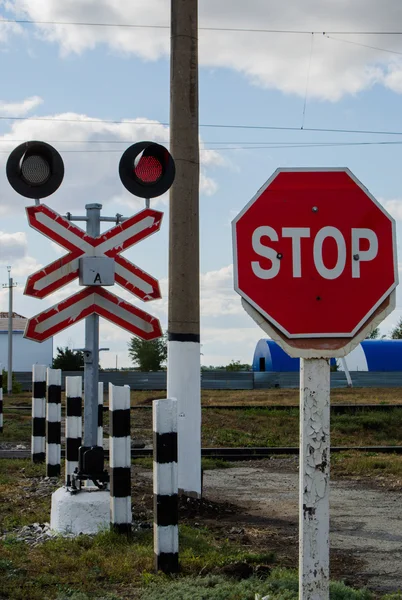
[119, 142, 175, 199]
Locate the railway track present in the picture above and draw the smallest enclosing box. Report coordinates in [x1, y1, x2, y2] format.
[1, 445, 402, 461]
[5, 403, 402, 414]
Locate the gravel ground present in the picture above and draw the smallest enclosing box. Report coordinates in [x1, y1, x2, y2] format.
[203, 460, 402, 594]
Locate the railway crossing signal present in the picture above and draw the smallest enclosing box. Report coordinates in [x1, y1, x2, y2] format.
[6, 140, 175, 484]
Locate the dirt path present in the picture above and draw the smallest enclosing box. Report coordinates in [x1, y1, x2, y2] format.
[203, 461, 402, 594]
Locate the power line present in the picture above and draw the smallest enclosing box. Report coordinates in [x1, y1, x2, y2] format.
[2, 18, 402, 35]
[2, 114, 402, 136]
[325, 34, 402, 56]
[1, 139, 402, 153]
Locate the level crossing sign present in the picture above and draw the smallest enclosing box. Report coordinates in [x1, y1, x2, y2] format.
[24, 204, 163, 342]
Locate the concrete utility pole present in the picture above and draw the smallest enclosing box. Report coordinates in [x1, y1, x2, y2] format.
[168, 0, 201, 496]
[2, 267, 17, 395]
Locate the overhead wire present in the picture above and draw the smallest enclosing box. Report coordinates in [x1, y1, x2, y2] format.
[324, 34, 402, 56]
[2, 114, 402, 136]
[2, 18, 402, 35]
[1, 139, 402, 153]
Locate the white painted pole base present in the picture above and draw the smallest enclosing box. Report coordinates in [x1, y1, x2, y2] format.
[167, 341, 201, 497]
[50, 487, 110, 535]
[299, 358, 330, 600]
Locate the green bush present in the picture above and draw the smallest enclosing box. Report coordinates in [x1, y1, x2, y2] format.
[1, 369, 22, 394]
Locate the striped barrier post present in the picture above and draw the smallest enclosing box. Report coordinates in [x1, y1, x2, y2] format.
[46, 368, 61, 477]
[153, 398, 179, 573]
[65, 376, 82, 485]
[97, 382, 104, 447]
[32, 365, 46, 463]
[109, 383, 131, 533]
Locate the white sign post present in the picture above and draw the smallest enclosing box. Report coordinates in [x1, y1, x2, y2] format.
[299, 358, 330, 599]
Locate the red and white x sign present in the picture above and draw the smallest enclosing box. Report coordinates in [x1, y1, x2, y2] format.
[25, 204, 162, 301]
[25, 287, 162, 342]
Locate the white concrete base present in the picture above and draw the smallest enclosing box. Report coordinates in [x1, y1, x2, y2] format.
[50, 487, 110, 535]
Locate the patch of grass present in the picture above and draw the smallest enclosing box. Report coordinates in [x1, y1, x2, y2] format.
[141, 568, 374, 600]
[179, 524, 275, 571]
[0, 411, 31, 442]
[0, 459, 56, 531]
[332, 451, 402, 479]
[201, 458, 233, 470]
[202, 408, 402, 448]
[132, 457, 153, 469]
[0, 525, 276, 599]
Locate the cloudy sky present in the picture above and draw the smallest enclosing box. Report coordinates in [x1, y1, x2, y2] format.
[0, 0, 402, 368]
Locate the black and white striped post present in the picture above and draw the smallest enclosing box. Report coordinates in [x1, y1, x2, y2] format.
[32, 365, 46, 463]
[153, 398, 179, 573]
[109, 383, 131, 533]
[46, 368, 61, 477]
[65, 376, 82, 485]
[0, 366, 3, 433]
[97, 382, 104, 447]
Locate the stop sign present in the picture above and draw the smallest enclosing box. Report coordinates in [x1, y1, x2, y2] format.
[233, 169, 398, 339]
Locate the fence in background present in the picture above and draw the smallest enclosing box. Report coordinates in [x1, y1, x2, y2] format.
[12, 370, 402, 392]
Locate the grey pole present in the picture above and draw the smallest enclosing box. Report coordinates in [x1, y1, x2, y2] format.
[7, 267, 13, 396]
[168, 0, 201, 496]
[83, 204, 101, 447]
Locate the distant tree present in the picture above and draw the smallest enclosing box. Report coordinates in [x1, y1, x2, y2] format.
[366, 327, 380, 339]
[1, 369, 22, 394]
[128, 334, 167, 371]
[53, 347, 84, 371]
[225, 360, 251, 372]
[391, 318, 402, 340]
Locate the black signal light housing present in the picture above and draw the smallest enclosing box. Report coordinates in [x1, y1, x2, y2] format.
[119, 142, 175, 199]
[6, 141, 64, 199]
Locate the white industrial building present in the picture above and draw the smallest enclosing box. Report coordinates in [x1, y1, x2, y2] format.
[0, 312, 53, 372]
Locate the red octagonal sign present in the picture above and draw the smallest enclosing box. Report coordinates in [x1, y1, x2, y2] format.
[233, 168, 398, 338]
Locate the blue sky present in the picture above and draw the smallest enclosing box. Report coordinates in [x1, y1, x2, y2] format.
[0, 0, 402, 368]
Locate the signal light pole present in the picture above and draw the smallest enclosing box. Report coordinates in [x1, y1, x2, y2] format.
[169, 0, 201, 497]
[2, 267, 17, 396]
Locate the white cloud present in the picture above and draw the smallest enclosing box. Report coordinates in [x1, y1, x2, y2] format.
[384, 199, 402, 221]
[6, 1, 402, 99]
[0, 230, 27, 261]
[0, 9, 23, 44]
[200, 264, 243, 317]
[200, 173, 218, 196]
[0, 95, 43, 116]
[201, 325, 261, 366]
[11, 255, 42, 277]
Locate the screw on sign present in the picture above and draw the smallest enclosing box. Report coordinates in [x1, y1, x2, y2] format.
[232, 168, 398, 600]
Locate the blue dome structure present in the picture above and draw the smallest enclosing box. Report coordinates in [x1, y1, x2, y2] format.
[253, 339, 402, 372]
